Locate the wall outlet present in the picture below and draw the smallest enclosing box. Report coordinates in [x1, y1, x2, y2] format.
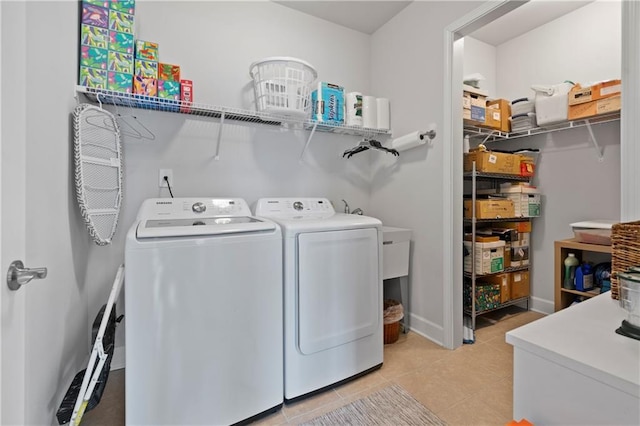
[158, 169, 173, 188]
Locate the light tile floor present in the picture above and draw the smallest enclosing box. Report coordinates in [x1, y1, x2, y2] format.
[82, 306, 544, 425]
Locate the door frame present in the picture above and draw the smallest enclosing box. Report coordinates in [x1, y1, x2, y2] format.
[442, 0, 639, 349]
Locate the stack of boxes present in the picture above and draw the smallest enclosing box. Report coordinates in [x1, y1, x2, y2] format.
[79, 0, 192, 107]
[134, 40, 158, 96]
[568, 79, 621, 120]
[463, 85, 511, 132]
[80, 0, 135, 91]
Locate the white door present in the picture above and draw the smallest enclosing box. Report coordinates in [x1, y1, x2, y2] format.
[1, 1, 27, 423]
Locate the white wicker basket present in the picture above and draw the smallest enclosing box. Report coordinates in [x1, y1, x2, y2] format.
[249, 57, 317, 118]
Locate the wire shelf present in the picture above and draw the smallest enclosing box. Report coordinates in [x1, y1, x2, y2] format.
[464, 111, 620, 142]
[464, 265, 529, 279]
[463, 296, 529, 316]
[463, 217, 532, 224]
[75, 86, 391, 137]
[463, 172, 531, 182]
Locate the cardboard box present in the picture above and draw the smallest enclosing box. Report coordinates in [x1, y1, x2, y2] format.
[158, 80, 180, 100]
[486, 99, 511, 132]
[109, 30, 134, 54]
[134, 59, 158, 78]
[158, 63, 181, 82]
[107, 71, 132, 93]
[180, 79, 193, 113]
[81, 24, 108, 49]
[109, 0, 135, 15]
[79, 66, 107, 89]
[511, 270, 530, 299]
[464, 282, 502, 312]
[464, 240, 505, 275]
[500, 185, 541, 218]
[135, 40, 159, 61]
[82, 3, 109, 28]
[133, 75, 157, 96]
[519, 155, 536, 177]
[463, 90, 487, 109]
[493, 221, 532, 233]
[80, 46, 107, 70]
[511, 242, 529, 267]
[109, 10, 134, 34]
[478, 273, 511, 304]
[568, 79, 621, 105]
[108, 51, 133, 74]
[464, 198, 515, 219]
[464, 151, 522, 175]
[568, 95, 621, 121]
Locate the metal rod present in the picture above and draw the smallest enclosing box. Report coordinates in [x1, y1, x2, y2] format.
[300, 121, 318, 160]
[214, 111, 225, 160]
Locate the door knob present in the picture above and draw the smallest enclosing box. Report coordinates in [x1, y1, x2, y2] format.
[6, 260, 47, 291]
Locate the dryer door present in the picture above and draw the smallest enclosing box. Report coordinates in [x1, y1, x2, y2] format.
[297, 228, 380, 355]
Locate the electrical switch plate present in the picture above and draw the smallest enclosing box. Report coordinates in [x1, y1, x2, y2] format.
[158, 169, 173, 188]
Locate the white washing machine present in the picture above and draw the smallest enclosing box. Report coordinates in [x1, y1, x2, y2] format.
[255, 197, 383, 401]
[125, 198, 283, 425]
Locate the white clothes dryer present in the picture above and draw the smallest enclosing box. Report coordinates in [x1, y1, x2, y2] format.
[125, 198, 283, 425]
[255, 198, 383, 401]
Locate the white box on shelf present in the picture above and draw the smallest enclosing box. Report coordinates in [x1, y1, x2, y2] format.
[570, 220, 617, 245]
[464, 240, 505, 275]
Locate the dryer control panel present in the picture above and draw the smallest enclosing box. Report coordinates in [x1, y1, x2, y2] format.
[255, 198, 335, 218]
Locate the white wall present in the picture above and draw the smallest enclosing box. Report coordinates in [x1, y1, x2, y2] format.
[463, 37, 497, 97]
[472, 0, 621, 313]
[369, 1, 479, 345]
[87, 2, 376, 363]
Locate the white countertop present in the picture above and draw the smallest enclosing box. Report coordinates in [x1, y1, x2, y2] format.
[506, 294, 640, 398]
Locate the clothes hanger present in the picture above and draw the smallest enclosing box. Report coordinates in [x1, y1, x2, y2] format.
[343, 138, 399, 158]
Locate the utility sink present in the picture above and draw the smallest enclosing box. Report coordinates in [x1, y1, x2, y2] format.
[382, 226, 411, 280]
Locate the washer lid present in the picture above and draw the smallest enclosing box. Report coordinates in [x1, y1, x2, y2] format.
[136, 215, 275, 239]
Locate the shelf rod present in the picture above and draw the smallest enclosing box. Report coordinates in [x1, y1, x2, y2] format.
[585, 120, 604, 162]
[214, 111, 225, 160]
[300, 121, 318, 160]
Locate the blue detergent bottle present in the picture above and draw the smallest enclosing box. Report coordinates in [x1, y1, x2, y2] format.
[575, 263, 594, 291]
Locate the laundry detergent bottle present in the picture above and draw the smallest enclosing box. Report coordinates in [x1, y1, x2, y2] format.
[563, 253, 579, 289]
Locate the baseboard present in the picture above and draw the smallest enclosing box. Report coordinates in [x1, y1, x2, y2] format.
[111, 345, 125, 371]
[529, 296, 554, 315]
[406, 312, 445, 347]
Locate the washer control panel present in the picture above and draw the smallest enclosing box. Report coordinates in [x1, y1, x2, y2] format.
[137, 198, 253, 220]
[255, 198, 335, 218]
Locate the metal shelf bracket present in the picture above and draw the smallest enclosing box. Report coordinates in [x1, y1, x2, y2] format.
[585, 120, 605, 162]
[214, 111, 225, 160]
[300, 121, 318, 160]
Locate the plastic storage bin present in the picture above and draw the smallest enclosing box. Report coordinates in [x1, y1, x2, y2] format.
[531, 81, 574, 127]
[249, 57, 318, 119]
[571, 220, 616, 245]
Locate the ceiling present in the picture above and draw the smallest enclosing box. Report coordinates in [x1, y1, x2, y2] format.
[273, 1, 412, 34]
[273, 1, 593, 44]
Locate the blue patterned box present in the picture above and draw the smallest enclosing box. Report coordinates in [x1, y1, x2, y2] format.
[108, 51, 133, 74]
[108, 71, 133, 93]
[81, 24, 108, 49]
[83, 0, 108, 8]
[134, 59, 158, 78]
[80, 46, 108, 70]
[79, 66, 107, 89]
[82, 3, 109, 28]
[158, 80, 180, 100]
[109, 30, 134, 54]
[109, 0, 135, 15]
[109, 10, 134, 34]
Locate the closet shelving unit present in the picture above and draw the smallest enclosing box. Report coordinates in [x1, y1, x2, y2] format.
[462, 110, 620, 330]
[75, 86, 391, 159]
[464, 165, 532, 329]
